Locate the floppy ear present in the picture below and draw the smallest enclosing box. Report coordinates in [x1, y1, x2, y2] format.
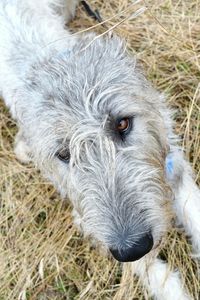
[50, 0, 80, 23]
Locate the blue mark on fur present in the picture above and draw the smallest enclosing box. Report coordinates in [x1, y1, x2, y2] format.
[166, 155, 174, 176]
[55, 49, 72, 60]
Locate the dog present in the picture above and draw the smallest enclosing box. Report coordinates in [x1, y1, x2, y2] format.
[0, 1, 199, 299]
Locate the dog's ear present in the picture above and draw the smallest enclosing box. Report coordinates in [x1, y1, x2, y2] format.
[156, 94, 186, 189]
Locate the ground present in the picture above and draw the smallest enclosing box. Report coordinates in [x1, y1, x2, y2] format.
[0, 0, 199, 299]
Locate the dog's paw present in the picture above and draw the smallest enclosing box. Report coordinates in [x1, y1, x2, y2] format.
[72, 208, 83, 231]
[14, 134, 32, 164]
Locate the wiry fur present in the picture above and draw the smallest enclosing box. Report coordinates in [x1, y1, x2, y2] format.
[0, 1, 199, 299]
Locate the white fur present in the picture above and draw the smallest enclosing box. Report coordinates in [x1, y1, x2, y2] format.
[133, 255, 191, 300]
[174, 157, 200, 256]
[0, 1, 199, 299]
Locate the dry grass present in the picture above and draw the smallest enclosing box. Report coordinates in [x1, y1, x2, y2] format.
[0, 0, 200, 299]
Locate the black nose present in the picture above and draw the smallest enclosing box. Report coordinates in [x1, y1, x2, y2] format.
[110, 233, 153, 262]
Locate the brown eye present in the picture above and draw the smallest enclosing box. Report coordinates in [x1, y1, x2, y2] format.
[56, 147, 70, 163]
[116, 117, 131, 134]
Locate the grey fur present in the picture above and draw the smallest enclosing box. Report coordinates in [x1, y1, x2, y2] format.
[0, 0, 179, 251]
[0, 2, 199, 298]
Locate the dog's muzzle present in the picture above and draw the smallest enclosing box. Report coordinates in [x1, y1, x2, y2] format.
[110, 232, 153, 262]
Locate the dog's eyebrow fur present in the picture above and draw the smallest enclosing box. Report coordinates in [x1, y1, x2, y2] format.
[57, 139, 70, 148]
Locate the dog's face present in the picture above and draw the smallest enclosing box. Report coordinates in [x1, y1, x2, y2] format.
[18, 35, 172, 262]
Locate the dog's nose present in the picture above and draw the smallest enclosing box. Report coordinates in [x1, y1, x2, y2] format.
[110, 233, 153, 262]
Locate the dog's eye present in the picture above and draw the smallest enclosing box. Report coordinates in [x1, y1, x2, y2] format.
[116, 117, 132, 136]
[56, 147, 70, 163]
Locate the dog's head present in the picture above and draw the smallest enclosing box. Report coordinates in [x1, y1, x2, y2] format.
[18, 34, 173, 262]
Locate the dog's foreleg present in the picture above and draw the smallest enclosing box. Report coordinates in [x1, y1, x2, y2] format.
[170, 153, 200, 256]
[132, 255, 191, 300]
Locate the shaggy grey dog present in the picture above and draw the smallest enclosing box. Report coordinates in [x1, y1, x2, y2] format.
[0, 1, 199, 299]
